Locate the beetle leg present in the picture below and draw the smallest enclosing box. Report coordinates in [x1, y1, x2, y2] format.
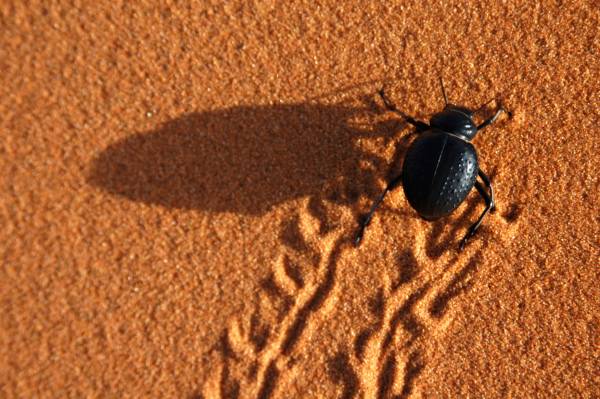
[459, 181, 493, 250]
[378, 88, 430, 132]
[476, 106, 506, 131]
[354, 175, 402, 246]
[477, 169, 495, 213]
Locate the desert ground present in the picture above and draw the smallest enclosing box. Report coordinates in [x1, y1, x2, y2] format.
[1, 1, 598, 398]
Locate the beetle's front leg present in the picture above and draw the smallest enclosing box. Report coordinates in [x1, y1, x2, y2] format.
[379, 88, 430, 133]
[477, 106, 509, 131]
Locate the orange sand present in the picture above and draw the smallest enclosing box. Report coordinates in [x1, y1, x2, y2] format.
[1, 1, 598, 398]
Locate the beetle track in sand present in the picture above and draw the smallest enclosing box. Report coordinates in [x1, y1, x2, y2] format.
[203, 196, 520, 398]
[204, 198, 347, 398]
[332, 207, 521, 398]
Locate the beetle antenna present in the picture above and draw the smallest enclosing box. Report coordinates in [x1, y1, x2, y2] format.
[439, 77, 448, 106]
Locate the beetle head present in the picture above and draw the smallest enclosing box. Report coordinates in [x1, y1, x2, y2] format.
[430, 105, 477, 140]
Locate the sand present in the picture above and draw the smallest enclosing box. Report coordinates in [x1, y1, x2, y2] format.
[1, 1, 598, 397]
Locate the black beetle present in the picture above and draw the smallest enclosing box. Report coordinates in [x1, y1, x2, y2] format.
[355, 79, 509, 250]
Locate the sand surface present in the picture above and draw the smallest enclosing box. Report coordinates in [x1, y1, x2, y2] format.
[1, 1, 598, 398]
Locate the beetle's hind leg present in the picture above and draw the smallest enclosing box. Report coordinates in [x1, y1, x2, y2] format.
[459, 180, 494, 250]
[477, 169, 495, 213]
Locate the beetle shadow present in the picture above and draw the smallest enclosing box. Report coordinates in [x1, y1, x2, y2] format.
[88, 97, 409, 217]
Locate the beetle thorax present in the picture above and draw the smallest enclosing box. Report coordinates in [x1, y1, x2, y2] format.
[429, 106, 477, 141]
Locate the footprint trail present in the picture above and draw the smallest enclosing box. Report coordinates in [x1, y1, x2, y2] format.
[203, 199, 349, 398]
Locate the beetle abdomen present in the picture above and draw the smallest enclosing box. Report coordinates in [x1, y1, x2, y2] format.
[402, 130, 478, 220]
